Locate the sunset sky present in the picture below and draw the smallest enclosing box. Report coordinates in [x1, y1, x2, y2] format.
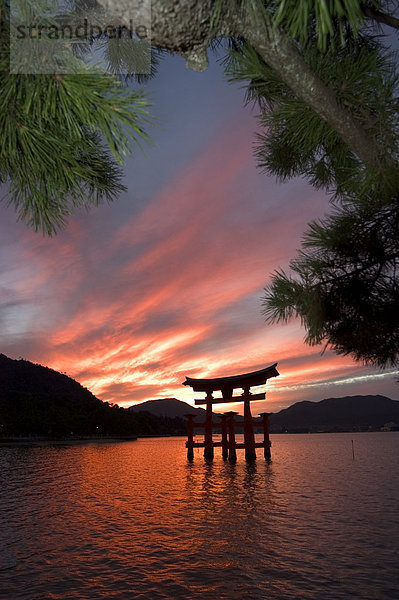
[1, 54, 398, 414]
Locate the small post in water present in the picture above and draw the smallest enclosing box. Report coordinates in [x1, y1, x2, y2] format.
[351, 439, 355, 460]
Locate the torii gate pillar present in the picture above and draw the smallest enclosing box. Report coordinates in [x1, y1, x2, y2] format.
[226, 411, 238, 462]
[220, 414, 228, 459]
[204, 391, 214, 460]
[259, 412, 272, 460]
[243, 386, 256, 461]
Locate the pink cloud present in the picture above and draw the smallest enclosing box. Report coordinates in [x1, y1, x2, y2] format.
[1, 110, 394, 411]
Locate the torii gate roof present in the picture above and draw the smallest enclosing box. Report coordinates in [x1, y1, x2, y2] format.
[182, 363, 279, 393]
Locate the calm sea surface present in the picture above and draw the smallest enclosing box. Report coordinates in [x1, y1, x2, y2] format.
[0, 433, 398, 600]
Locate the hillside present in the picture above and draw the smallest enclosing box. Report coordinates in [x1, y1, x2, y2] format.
[0, 353, 100, 407]
[0, 354, 186, 438]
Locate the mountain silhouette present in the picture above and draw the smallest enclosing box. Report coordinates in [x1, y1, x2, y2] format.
[128, 397, 222, 421]
[0, 353, 100, 407]
[129, 394, 399, 432]
[0, 354, 186, 437]
[270, 395, 399, 432]
[129, 398, 202, 418]
[1, 354, 398, 436]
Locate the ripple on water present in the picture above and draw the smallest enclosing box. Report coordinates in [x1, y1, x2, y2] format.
[0, 434, 398, 600]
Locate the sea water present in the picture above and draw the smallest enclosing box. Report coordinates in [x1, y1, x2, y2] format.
[0, 432, 398, 599]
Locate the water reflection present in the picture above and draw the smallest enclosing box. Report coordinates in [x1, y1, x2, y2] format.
[183, 456, 281, 584]
[1, 434, 398, 600]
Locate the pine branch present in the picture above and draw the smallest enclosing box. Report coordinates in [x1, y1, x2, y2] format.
[263, 200, 399, 366]
[363, 5, 399, 30]
[227, 32, 399, 203]
[240, 8, 387, 171]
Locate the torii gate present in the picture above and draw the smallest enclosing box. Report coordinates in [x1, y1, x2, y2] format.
[182, 364, 279, 461]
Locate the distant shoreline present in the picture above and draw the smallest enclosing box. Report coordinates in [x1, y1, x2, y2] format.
[1, 430, 397, 447]
[0, 435, 138, 447]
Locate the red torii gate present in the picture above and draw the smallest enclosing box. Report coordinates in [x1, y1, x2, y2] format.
[182, 364, 279, 461]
